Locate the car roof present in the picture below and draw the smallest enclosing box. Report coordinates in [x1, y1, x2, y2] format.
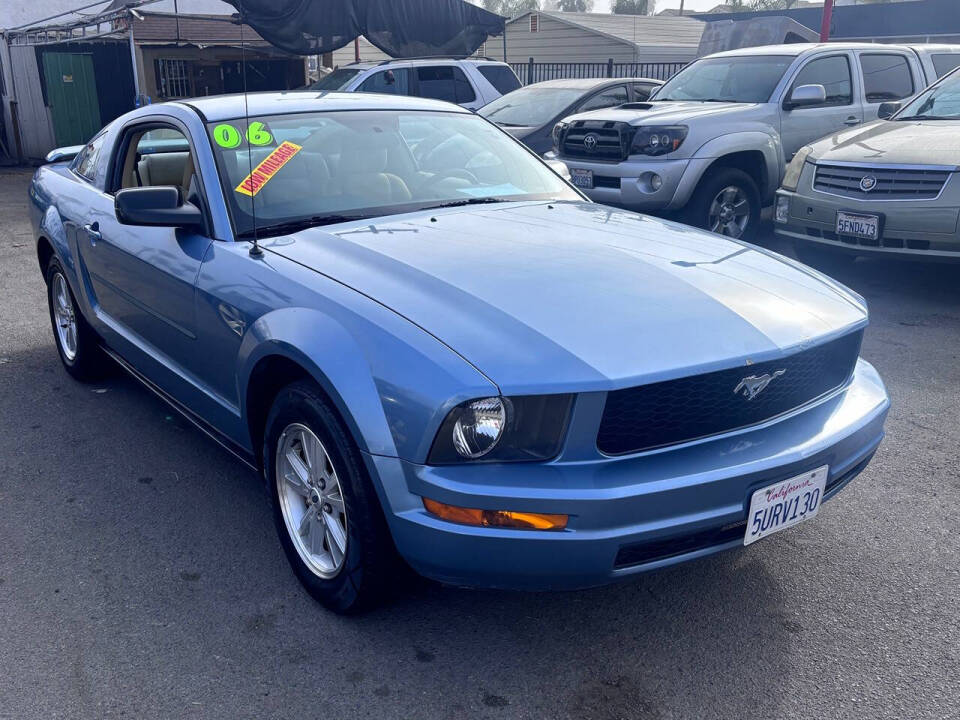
[345, 57, 512, 70]
[523, 77, 662, 90]
[176, 91, 472, 122]
[705, 42, 916, 59]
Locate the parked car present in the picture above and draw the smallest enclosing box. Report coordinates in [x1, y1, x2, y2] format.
[480, 77, 662, 156]
[301, 57, 521, 110]
[554, 42, 960, 241]
[31, 92, 888, 613]
[776, 65, 960, 265]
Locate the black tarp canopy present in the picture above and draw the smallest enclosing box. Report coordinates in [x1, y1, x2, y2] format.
[223, 0, 506, 58]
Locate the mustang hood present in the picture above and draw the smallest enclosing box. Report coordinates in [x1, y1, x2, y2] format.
[811, 119, 960, 165]
[266, 202, 866, 393]
[565, 101, 755, 127]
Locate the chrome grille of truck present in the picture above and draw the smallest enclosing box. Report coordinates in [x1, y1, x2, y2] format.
[561, 121, 634, 161]
[813, 163, 951, 200]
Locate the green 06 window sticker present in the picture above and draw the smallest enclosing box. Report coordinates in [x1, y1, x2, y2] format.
[213, 121, 274, 148]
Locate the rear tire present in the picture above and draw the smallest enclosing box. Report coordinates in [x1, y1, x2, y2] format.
[45, 257, 107, 381]
[794, 244, 857, 273]
[263, 380, 398, 613]
[685, 167, 762, 242]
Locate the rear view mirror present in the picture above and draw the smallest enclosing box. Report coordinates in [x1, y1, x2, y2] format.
[115, 187, 203, 229]
[878, 101, 902, 120]
[785, 84, 827, 109]
[45, 145, 85, 163]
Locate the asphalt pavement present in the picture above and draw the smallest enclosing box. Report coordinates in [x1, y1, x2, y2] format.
[1, 168, 958, 719]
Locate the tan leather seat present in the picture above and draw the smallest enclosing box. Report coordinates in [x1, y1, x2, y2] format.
[339, 142, 411, 204]
[137, 152, 190, 190]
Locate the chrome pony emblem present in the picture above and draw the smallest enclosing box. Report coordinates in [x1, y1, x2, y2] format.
[734, 370, 786, 400]
[859, 175, 877, 192]
[583, 133, 599, 152]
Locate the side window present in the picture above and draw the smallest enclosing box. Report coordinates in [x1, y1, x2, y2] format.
[791, 55, 852, 107]
[415, 66, 475, 104]
[578, 85, 628, 112]
[115, 125, 195, 196]
[357, 68, 411, 96]
[933, 54, 960, 78]
[860, 54, 914, 102]
[632, 83, 657, 101]
[73, 132, 106, 181]
[478, 65, 521, 95]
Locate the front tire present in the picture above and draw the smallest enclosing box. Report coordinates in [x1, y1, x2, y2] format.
[263, 380, 397, 613]
[686, 167, 761, 242]
[45, 257, 106, 381]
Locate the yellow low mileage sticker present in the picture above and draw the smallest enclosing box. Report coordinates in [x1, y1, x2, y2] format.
[235, 141, 302, 197]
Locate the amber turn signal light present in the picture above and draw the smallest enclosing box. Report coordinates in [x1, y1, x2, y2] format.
[422, 497, 567, 531]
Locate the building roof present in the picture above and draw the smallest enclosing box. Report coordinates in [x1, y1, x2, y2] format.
[510, 11, 706, 50]
[132, 11, 271, 45]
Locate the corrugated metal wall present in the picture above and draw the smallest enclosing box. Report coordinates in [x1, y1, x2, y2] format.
[7, 45, 56, 160]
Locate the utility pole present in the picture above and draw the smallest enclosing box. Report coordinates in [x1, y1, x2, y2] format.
[678, 1, 685, 16]
[820, 0, 835, 42]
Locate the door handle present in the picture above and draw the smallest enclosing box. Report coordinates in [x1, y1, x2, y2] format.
[844, 116, 860, 126]
[84, 222, 101, 243]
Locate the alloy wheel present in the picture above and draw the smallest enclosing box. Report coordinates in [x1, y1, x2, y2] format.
[52, 273, 78, 361]
[276, 423, 349, 578]
[708, 185, 750, 239]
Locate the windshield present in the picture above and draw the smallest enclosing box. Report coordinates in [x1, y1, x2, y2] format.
[479, 86, 585, 127]
[655, 56, 793, 103]
[897, 68, 960, 119]
[308, 68, 362, 91]
[207, 110, 579, 237]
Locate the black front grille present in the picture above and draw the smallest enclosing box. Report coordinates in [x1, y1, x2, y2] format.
[561, 120, 634, 161]
[597, 331, 862, 455]
[814, 163, 951, 200]
[613, 451, 875, 569]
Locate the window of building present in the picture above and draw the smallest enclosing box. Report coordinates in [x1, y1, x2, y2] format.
[861, 54, 914, 102]
[155, 58, 193, 98]
[530, 14, 539, 32]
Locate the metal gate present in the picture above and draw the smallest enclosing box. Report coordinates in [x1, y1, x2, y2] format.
[40, 52, 101, 147]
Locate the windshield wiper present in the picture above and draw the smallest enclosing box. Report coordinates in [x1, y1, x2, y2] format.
[897, 114, 956, 121]
[236, 214, 368, 239]
[419, 197, 511, 211]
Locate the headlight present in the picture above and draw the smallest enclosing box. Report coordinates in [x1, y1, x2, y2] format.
[631, 126, 687, 156]
[428, 395, 574, 464]
[782, 145, 813, 191]
[552, 121, 569, 151]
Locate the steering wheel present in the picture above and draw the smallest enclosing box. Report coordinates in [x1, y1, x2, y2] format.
[419, 168, 479, 190]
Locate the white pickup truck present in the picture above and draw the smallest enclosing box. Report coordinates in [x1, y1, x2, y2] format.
[553, 43, 960, 240]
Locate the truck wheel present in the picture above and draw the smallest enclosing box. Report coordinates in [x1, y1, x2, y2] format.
[45, 257, 108, 381]
[263, 380, 399, 613]
[686, 167, 761, 242]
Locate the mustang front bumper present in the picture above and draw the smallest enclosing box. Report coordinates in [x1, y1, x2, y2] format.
[366, 359, 889, 590]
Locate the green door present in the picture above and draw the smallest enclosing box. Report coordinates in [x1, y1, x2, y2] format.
[41, 52, 101, 146]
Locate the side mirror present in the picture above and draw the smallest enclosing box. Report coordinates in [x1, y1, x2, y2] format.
[115, 186, 203, 229]
[785, 83, 827, 109]
[45, 145, 85, 163]
[878, 101, 902, 120]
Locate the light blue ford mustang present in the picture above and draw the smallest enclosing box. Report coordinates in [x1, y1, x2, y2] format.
[30, 92, 889, 613]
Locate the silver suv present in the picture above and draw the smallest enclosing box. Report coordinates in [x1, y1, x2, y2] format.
[554, 43, 960, 240]
[305, 57, 521, 110]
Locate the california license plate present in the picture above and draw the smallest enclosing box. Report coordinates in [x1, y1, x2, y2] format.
[744, 466, 828, 546]
[570, 168, 593, 189]
[836, 211, 880, 240]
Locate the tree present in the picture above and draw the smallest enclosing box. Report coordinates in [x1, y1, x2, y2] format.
[553, 0, 594, 10]
[474, 0, 541, 16]
[612, 0, 650, 14]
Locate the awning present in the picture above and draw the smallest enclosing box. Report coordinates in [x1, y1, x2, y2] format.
[222, 0, 506, 58]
